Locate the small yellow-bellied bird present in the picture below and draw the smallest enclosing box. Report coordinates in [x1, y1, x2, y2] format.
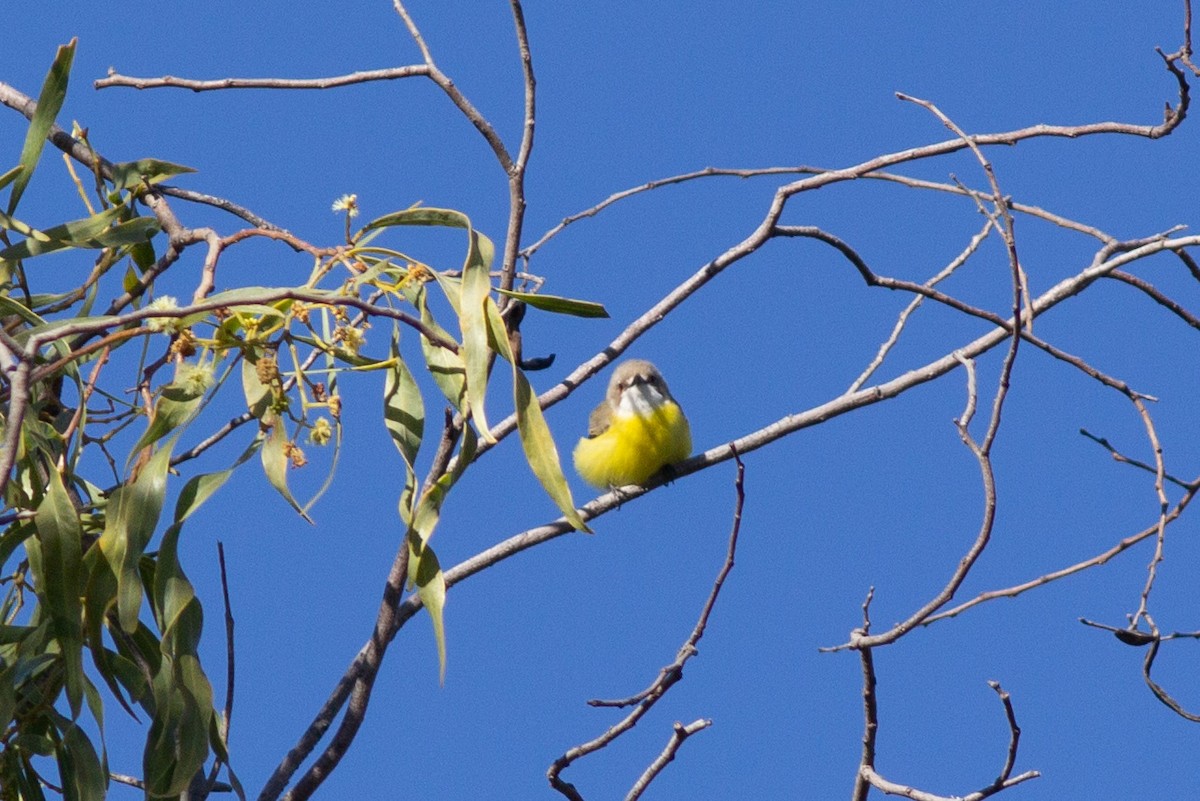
[573, 359, 692, 489]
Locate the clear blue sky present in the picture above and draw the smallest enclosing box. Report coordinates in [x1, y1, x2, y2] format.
[6, 2, 1200, 799]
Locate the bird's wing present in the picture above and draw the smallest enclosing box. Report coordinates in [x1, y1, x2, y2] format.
[586, 400, 612, 438]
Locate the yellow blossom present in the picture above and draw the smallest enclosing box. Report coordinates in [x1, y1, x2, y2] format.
[309, 417, 333, 446]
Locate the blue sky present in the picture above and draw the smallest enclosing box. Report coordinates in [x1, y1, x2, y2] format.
[5, 2, 1200, 799]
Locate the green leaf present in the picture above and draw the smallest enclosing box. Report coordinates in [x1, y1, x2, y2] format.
[89, 215, 161, 248]
[130, 237, 157, 270]
[495, 288, 609, 318]
[416, 286, 466, 409]
[387, 329, 423, 527]
[459, 228, 495, 442]
[261, 418, 314, 523]
[384, 336, 424, 469]
[0, 292, 45, 328]
[358, 206, 496, 438]
[0, 204, 160, 261]
[0, 207, 52, 241]
[204, 285, 316, 308]
[55, 716, 107, 801]
[110, 158, 197, 191]
[8, 38, 76, 215]
[360, 205, 472, 235]
[0, 165, 23, 193]
[144, 653, 214, 797]
[98, 437, 175, 633]
[403, 425, 475, 683]
[484, 299, 588, 531]
[241, 350, 275, 418]
[154, 518, 202, 657]
[127, 375, 208, 458]
[173, 462, 242, 525]
[407, 531, 447, 684]
[31, 469, 86, 715]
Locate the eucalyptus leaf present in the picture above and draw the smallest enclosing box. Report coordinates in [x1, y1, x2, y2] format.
[417, 286, 466, 409]
[261, 419, 314, 523]
[459, 228, 495, 442]
[99, 436, 175, 633]
[56, 717, 106, 801]
[384, 334, 424, 469]
[110, 158, 198, 191]
[495, 288, 609, 318]
[0, 206, 159, 261]
[8, 38, 75, 215]
[31, 470, 86, 715]
[407, 531, 447, 684]
[484, 299, 588, 531]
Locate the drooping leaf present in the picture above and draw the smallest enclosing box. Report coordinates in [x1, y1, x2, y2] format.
[359, 206, 496, 438]
[403, 424, 476, 684]
[484, 298, 588, 531]
[143, 652, 214, 798]
[30, 470, 86, 715]
[459, 228, 496, 442]
[407, 531, 447, 685]
[495, 288, 609, 318]
[384, 334, 424, 469]
[98, 437, 175, 633]
[54, 715, 107, 801]
[8, 38, 76, 215]
[416, 286, 466, 409]
[261, 418, 314, 523]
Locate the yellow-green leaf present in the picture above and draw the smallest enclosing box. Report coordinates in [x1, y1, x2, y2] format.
[99, 436, 175, 634]
[484, 299, 588, 531]
[241, 350, 274, 418]
[127, 376, 207, 459]
[8, 38, 76, 215]
[495, 288, 609, 318]
[261, 419, 314, 523]
[407, 531, 447, 684]
[110, 158, 197, 191]
[459, 228, 495, 442]
[384, 335, 424, 469]
[417, 286, 466, 409]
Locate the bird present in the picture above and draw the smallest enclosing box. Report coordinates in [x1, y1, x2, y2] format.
[573, 359, 692, 489]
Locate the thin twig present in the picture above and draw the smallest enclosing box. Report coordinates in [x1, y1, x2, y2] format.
[924, 482, 1199, 625]
[849, 219, 995, 393]
[546, 454, 745, 799]
[624, 719, 712, 801]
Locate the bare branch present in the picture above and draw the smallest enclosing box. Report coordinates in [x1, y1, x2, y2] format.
[1106, 269, 1200, 329]
[623, 719, 712, 801]
[849, 219, 995, 393]
[924, 482, 1200, 625]
[546, 455, 745, 799]
[1079, 429, 1193, 489]
[94, 66, 432, 91]
[392, 0, 515, 173]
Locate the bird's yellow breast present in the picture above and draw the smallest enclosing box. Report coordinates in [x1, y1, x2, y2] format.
[573, 402, 691, 489]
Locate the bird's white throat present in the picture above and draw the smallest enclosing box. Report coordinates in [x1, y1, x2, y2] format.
[617, 382, 668, 417]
